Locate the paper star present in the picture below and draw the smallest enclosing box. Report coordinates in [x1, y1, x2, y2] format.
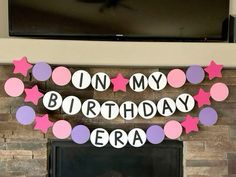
[34, 114, 54, 134]
[204, 60, 223, 80]
[13, 56, 33, 77]
[193, 88, 211, 108]
[24, 85, 44, 105]
[111, 73, 129, 92]
[181, 114, 199, 134]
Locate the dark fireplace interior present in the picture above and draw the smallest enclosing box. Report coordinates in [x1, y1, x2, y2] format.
[48, 140, 183, 177]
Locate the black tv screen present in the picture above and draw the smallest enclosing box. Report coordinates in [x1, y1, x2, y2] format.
[49, 140, 183, 177]
[9, 0, 229, 41]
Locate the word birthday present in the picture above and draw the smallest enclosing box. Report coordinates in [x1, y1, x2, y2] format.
[3, 57, 230, 148]
[43, 91, 195, 119]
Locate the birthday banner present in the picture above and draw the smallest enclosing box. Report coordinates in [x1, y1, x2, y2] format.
[3, 57, 229, 148]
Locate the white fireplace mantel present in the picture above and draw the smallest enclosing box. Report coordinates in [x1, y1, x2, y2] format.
[0, 38, 236, 67]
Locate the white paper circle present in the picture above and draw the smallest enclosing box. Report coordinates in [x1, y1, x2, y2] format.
[128, 128, 146, 147]
[148, 71, 167, 91]
[62, 96, 81, 115]
[91, 72, 110, 91]
[138, 100, 157, 119]
[43, 91, 62, 111]
[72, 70, 91, 89]
[101, 101, 119, 120]
[120, 101, 138, 120]
[129, 73, 148, 92]
[176, 93, 195, 113]
[82, 99, 100, 118]
[109, 129, 128, 148]
[90, 128, 109, 147]
[157, 97, 176, 116]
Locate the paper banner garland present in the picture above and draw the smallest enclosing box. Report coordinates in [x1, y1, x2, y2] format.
[110, 129, 128, 148]
[128, 128, 147, 147]
[193, 88, 211, 108]
[4, 77, 24, 97]
[101, 101, 120, 120]
[82, 99, 101, 118]
[129, 73, 148, 92]
[43, 92, 199, 119]
[120, 101, 138, 120]
[90, 128, 109, 147]
[146, 125, 165, 144]
[52, 66, 71, 86]
[71, 125, 90, 144]
[52, 120, 72, 139]
[24, 85, 44, 105]
[186, 65, 205, 84]
[167, 69, 186, 88]
[34, 114, 54, 134]
[111, 73, 129, 92]
[16, 106, 36, 125]
[148, 71, 167, 91]
[181, 115, 199, 134]
[157, 97, 176, 116]
[32, 62, 52, 81]
[43, 91, 63, 111]
[176, 94, 195, 113]
[72, 70, 91, 89]
[164, 120, 183, 139]
[91, 72, 110, 91]
[204, 60, 223, 80]
[62, 96, 82, 115]
[210, 82, 229, 102]
[3, 58, 230, 148]
[13, 56, 32, 77]
[138, 100, 157, 119]
[199, 107, 218, 126]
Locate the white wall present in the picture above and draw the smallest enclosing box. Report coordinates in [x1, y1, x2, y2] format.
[231, 0, 236, 15]
[0, 0, 8, 37]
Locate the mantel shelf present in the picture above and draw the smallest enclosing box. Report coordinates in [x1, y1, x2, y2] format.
[0, 38, 236, 67]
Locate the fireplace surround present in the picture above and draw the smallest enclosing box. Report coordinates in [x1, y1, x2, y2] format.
[48, 140, 183, 177]
[0, 65, 235, 177]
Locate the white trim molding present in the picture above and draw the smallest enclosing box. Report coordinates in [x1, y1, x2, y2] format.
[0, 39, 236, 67]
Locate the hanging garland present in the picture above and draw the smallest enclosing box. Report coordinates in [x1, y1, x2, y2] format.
[3, 57, 229, 148]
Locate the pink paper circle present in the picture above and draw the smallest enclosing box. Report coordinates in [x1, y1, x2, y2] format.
[4, 77, 24, 97]
[52, 66, 71, 86]
[164, 120, 183, 139]
[210, 82, 229, 101]
[167, 69, 186, 88]
[52, 120, 72, 139]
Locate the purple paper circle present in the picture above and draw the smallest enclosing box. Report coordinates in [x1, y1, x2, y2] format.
[186, 65, 205, 84]
[146, 125, 165, 144]
[199, 107, 218, 126]
[32, 62, 52, 81]
[71, 125, 90, 144]
[16, 106, 36, 125]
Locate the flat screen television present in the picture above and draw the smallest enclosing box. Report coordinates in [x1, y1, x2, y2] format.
[9, 0, 229, 41]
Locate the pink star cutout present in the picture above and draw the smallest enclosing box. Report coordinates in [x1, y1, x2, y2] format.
[111, 73, 129, 92]
[13, 56, 33, 77]
[24, 85, 44, 105]
[204, 60, 223, 80]
[181, 115, 199, 134]
[193, 88, 211, 108]
[34, 114, 54, 134]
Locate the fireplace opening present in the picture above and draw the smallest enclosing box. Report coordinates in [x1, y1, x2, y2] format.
[48, 140, 183, 177]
